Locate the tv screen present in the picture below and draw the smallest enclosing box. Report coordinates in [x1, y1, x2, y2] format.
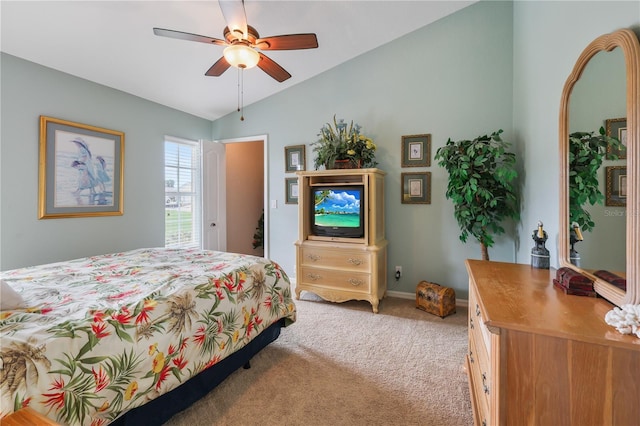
[311, 186, 365, 238]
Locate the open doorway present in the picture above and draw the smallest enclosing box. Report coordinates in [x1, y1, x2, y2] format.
[225, 140, 264, 256]
[203, 135, 268, 257]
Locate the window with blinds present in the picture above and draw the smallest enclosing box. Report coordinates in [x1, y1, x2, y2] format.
[164, 137, 202, 249]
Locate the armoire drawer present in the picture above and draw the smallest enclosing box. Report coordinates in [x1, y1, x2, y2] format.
[298, 266, 371, 293]
[300, 246, 371, 271]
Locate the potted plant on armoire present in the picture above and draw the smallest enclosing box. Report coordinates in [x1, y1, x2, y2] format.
[435, 129, 519, 260]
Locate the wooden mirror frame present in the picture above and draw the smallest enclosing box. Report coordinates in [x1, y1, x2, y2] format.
[559, 28, 640, 306]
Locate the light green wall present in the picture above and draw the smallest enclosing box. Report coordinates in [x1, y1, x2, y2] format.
[2, 1, 638, 300]
[512, 1, 639, 271]
[214, 0, 640, 299]
[0, 53, 212, 269]
[214, 1, 516, 298]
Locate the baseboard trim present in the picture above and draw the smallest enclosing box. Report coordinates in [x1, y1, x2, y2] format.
[290, 278, 468, 309]
[387, 289, 469, 309]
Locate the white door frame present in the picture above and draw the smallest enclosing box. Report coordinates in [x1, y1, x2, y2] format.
[216, 134, 269, 258]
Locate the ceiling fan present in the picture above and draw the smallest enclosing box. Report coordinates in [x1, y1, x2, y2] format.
[153, 0, 319, 83]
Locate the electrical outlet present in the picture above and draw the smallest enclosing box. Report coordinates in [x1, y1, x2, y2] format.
[395, 266, 402, 280]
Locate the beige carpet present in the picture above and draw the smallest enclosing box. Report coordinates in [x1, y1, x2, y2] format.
[164, 294, 473, 426]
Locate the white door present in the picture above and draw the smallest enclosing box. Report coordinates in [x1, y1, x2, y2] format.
[202, 140, 226, 251]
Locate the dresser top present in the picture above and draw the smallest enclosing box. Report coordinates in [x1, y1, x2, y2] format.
[466, 259, 640, 351]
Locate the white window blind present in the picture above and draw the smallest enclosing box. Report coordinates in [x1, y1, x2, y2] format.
[164, 137, 202, 249]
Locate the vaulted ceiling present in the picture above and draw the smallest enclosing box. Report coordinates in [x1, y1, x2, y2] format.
[1, 1, 475, 121]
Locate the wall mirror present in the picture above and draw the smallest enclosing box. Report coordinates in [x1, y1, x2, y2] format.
[559, 28, 640, 306]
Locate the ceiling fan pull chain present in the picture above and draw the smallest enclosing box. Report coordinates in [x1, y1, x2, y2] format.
[235, 67, 245, 121]
[240, 67, 245, 121]
[236, 67, 241, 113]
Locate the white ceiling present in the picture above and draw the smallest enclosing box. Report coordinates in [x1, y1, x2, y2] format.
[1, 1, 475, 121]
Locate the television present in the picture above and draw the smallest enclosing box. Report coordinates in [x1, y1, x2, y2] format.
[310, 185, 365, 239]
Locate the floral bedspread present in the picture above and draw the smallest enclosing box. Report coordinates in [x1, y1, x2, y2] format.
[0, 248, 296, 425]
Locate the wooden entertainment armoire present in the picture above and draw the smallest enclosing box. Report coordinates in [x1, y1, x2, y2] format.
[294, 168, 387, 313]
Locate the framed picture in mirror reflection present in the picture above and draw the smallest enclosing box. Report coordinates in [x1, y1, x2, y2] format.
[606, 166, 626, 206]
[605, 117, 627, 159]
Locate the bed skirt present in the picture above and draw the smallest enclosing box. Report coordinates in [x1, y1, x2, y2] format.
[111, 319, 285, 425]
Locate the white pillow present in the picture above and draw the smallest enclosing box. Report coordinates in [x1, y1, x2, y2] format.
[1, 279, 25, 310]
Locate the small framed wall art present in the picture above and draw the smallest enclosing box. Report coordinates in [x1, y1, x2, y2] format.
[39, 116, 124, 219]
[285, 177, 299, 204]
[401, 134, 431, 167]
[401, 172, 431, 204]
[606, 166, 626, 207]
[285, 144, 306, 172]
[606, 117, 627, 159]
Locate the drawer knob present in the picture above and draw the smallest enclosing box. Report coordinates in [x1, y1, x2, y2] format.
[307, 273, 321, 281]
[470, 318, 474, 329]
[348, 278, 363, 286]
[469, 350, 474, 363]
[348, 258, 363, 266]
[307, 254, 320, 261]
[475, 304, 481, 317]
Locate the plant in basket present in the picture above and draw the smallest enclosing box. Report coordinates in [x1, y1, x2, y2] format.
[312, 115, 377, 169]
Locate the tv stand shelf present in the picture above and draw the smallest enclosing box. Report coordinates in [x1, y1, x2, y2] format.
[295, 169, 387, 313]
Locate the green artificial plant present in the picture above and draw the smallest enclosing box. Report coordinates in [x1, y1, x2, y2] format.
[568, 127, 623, 232]
[435, 129, 519, 260]
[311, 115, 377, 169]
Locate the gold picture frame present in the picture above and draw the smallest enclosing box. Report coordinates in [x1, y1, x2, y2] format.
[401, 172, 431, 204]
[285, 144, 306, 173]
[605, 166, 626, 207]
[285, 177, 299, 204]
[39, 116, 124, 219]
[401, 134, 431, 167]
[606, 117, 627, 159]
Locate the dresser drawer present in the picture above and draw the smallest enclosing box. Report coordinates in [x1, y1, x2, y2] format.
[469, 326, 491, 414]
[300, 246, 371, 271]
[468, 282, 492, 426]
[299, 266, 371, 293]
[467, 336, 490, 426]
[468, 284, 492, 358]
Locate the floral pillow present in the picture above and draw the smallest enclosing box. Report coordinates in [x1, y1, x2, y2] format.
[0, 279, 25, 310]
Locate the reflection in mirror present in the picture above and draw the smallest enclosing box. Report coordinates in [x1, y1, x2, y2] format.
[569, 48, 626, 274]
[559, 28, 640, 306]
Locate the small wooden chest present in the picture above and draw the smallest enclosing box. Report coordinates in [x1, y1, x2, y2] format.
[553, 267, 596, 297]
[416, 281, 456, 318]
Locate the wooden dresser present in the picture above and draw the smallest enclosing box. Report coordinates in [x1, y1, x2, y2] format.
[466, 260, 640, 426]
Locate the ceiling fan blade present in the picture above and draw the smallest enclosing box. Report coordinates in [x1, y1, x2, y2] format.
[219, 0, 248, 40]
[257, 53, 291, 82]
[255, 34, 319, 51]
[153, 27, 227, 46]
[205, 57, 231, 76]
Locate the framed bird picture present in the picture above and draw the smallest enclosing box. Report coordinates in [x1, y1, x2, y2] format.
[38, 116, 124, 219]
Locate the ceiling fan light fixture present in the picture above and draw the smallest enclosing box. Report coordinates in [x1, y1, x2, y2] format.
[223, 44, 260, 69]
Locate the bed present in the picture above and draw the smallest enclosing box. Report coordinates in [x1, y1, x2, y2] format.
[0, 247, 296, 425]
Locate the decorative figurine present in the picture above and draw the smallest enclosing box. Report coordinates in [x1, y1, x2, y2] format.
[531, 221, 550, 269]
[570, 222, 584, 267]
